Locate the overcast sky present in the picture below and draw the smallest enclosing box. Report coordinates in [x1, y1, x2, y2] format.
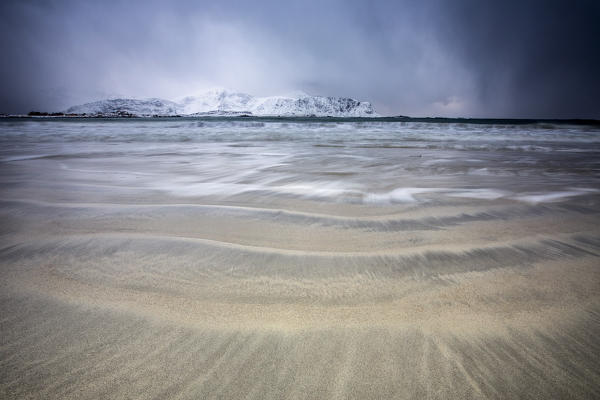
[1, 0, 598, 117]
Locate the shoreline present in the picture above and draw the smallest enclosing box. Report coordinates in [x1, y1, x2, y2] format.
[1, 114, 599, 126]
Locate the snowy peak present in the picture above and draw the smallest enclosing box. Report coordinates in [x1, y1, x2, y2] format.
[65, 98, 181, 117]
[63, 90, 378, 117]
[179, 89, 254, 114]
[181, 89, 377, 117]
[251, 95, 375, 117]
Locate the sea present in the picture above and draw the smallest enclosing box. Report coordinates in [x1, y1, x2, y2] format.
[0, 117, 598, 206]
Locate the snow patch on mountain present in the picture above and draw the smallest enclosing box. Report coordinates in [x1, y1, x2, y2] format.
[65, 98, 181, 116]
[180, 89, 377, 117]
[63, 89, 378, 117]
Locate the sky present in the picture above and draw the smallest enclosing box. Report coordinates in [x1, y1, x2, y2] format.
[1, 0, 598, 118]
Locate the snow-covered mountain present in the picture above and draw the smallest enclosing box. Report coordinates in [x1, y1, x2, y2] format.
[63, 89, 378, 117]
[65, 98, 181, 117]
[180, 89, 378, 117]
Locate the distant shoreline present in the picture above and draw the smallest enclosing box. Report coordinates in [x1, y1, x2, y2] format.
[1, 113, 599, 126]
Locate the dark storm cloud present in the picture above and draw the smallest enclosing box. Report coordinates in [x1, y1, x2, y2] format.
[0, 0, 598, 117]
[435, 0, 600, 118]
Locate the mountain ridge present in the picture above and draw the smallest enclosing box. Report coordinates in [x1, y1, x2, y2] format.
[63, 89, 378, 117]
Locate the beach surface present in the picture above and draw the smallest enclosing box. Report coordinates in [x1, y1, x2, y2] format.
[1, 118, 599, 399]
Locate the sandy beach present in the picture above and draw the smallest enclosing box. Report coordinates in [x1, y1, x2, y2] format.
[1, 119, 599, 399]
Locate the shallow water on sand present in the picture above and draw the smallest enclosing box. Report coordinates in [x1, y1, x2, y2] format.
[0, 118, 599, 204]
[1, 118, 599, 399]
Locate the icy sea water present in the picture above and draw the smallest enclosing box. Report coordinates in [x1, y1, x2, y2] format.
[0, 117, 598, 205]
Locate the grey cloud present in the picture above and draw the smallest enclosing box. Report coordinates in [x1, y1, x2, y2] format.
[435, 0, 600, 118]
[0, 0, 598, 117]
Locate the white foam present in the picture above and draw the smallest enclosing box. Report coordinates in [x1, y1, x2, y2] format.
[160, 181, 260, 197]
[271, 183, 354, 198]
[447, 189, 508, 200]
[422, 159, 451, 166]
[513, 188, 599, 204]
[364, 188, 442, 204]
[157, 174, 358, 200]
[0, 154, 49, 162]
[467, 168, 492, 176]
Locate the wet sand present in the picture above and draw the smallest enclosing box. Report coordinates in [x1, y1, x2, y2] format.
[1, 188, 600, 399]
[1, 119, 600, 399]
